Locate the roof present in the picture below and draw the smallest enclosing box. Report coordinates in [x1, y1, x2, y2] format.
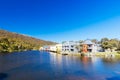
[82, 40, 94, 44]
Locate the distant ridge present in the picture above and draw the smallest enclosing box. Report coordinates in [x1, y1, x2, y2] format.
[0, 29, 56, 52]
[0, 29, 56, 45]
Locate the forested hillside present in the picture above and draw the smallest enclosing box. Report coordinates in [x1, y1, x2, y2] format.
[0, 30, 56, 53]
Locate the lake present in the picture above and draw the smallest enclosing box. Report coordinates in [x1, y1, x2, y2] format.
[0, 51, 120, 80]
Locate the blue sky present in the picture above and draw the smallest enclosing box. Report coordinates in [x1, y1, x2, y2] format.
[0, 0, 120, 42]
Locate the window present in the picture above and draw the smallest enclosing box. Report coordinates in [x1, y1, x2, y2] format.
[88, 45, 91, 47]
[71, 49, 74, 51]
[71, 45, 74, 47]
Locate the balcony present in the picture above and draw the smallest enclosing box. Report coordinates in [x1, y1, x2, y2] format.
[88, 47, 93, 49]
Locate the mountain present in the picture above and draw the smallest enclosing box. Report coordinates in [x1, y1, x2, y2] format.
[0, 30, 56, 53]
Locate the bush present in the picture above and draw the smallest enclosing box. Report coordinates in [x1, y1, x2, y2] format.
[117, 51, 120, 54]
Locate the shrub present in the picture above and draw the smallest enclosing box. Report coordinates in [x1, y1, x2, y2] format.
[117, 51, 120, 54]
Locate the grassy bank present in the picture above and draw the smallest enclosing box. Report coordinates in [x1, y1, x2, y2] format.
[68, 53, 81, 56]
[94, 52, 120, 56]
[60, 52, 120, 57]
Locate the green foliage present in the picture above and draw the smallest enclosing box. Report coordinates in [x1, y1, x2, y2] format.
[117, 41, 120, 50]
[0, 30, 56, 53]
[91, 39, 98, 44]
[75, 43, 83, 53]
[117, 51, 120, 54]
[101, 38, 119, 51]
[101, 38, 109, 43]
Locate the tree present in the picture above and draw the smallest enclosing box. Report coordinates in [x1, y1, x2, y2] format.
[91, 39, 98, 44]
[75, 40, 83, 53]
[0, 30, 55, 53]
[0, 38, 9, 52]
[117, 41, 120, 50]
[76, 45, 82, 53]
[101, 38, 109, 43]
[101, 38, 119, 51]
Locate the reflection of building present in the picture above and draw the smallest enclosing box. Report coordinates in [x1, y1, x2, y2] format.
[62, 41, 80, 54]
[82, 40, 97, 53]
[81, 56, 90, 64]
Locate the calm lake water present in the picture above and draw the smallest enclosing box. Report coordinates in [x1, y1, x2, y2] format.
[0, 51, 120, 80]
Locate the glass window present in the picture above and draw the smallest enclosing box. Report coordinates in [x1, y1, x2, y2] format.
[71, 45, 74, 47]
[71, 49, 74, 51]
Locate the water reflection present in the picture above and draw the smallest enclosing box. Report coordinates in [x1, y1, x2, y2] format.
[0, 73, 8, 80]
[106, 76, 120, 80]
[0, 51, 120, 80]
[102, 56, 120, 63]
[49, 52, 120, 80]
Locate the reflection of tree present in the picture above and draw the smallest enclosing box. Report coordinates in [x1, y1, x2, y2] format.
[102, 57, 120, 64]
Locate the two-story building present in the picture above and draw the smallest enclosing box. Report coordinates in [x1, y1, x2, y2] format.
[82, 40, 98, 53]
[61, 41, 80, 54]
[41, 40, 102, 54]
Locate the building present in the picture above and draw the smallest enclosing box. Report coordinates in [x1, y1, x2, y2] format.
[62, 41, 80, 54]
[41, 44, 62, 53]
[42, 46, 50, 51]
[49, 45, 57, 52]
[82, 40, 98, 53]
[41, 40, 102, 54]
[39, 47, 43, 50]
[56, 44, 62, 53]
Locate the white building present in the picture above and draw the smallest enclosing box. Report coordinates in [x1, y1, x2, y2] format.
[42, 46, 50, 51]
[96, 44, 104, 52]
[39, 47, 44, 50]
[41, 44, 62, 53]
[49, 45, 57, 52]
[56, 44, 62, 53]
[61, 41, 80, 54]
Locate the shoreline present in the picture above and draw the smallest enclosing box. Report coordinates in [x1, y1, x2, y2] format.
[1, 50, 120, 57]
[57, 52, 120, 57]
